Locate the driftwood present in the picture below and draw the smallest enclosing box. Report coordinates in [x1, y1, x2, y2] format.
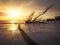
[32, 4, 55, 22]
[25, 4, 55, 23]
[25, 11, 35, 23]
[18, 24, 38, 45]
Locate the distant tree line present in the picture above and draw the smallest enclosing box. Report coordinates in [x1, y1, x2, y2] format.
[47, 16, 60, 21]
[47, 18, 55, 21]
[55, 16, 60, 21]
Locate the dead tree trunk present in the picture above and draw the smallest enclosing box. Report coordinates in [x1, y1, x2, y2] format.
[18, 24, 38, 45]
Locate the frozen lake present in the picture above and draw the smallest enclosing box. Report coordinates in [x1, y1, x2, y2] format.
[0, 21, 60, 45]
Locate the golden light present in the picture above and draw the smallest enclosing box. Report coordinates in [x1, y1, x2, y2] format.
[7, 9, 20, 18]
[11, 20, 17, 31]
[3, 7, 30, 20]
[11, 24, 16, 31]
[11, 20, 15, 23]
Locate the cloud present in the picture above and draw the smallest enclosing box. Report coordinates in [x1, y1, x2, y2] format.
[0, 12, 6, 16]
[16, 0, 60, 11]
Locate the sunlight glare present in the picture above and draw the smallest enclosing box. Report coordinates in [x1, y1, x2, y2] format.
[8, 9, 20, 18]
[12, 24, 16, 31]
[11, 20, 17, 31]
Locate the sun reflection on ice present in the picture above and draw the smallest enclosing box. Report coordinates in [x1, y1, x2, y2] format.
[11, 24, 17, 31]
[11, 20, 17, 31]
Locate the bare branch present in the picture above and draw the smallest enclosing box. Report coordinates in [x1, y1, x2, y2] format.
[32, 4, 55, 22]
[25, 11, 35, 23]
[28, 11, 35, 22]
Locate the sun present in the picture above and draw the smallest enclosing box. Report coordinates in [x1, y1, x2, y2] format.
[5, 8, 28, 20]
[7, 9, 20, 18]
[9, 10, 19, 17]
[5, 8, 23, 19]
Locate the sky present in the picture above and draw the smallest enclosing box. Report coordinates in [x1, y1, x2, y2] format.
[0, 0, 60, 20]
